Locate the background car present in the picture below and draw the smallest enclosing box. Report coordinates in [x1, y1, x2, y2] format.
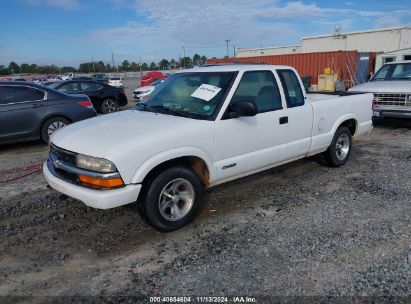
[0, 81, 96, 144]
[91, 74, 109, 84]
[108, 77, 124, 88]
[133, 79, 166, 102]
[48, 80, 128, 113]
[140, 71, 168, 87]
[61, 72, 75, 80]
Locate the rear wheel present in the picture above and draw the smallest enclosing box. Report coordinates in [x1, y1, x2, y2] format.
[141, 166, 203, 232]
[323, 126, 352, 167]
[101, 99, 118, 114]
[41, 116, 70, 143]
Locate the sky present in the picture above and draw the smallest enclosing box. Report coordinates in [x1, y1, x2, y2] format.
[0, 0, 410, 67]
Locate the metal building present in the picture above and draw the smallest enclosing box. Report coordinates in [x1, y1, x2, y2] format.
[375, 48, 411, 70]
[301, 26, 411, 53]
[236, 26, 411, 58]
[236, 45, 301, 57]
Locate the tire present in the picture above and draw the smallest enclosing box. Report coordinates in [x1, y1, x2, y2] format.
[323, 126, 352, 167]
[141, 166, 203, 232]
[100, 99, 118, 114]
[40, 116, 70, 143]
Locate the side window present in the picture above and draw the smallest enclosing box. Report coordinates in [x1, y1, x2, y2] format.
[59, 82, 81, 93]
[277, 70, 305, 108]
[231, 70, 282, 113]
[0, 86, 44, 104]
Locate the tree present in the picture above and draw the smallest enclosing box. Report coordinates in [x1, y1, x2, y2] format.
[192, 54, 202, 66]
[79, 62, 93, 73]
[149, 62, 157, 70]
[179, 57, 192, 68]
[61, 66, 77, 73]
[120, 60, 130, 71]
[20, 63, 30, 74]
[130, 62, 139, 71]
[169, 59, 176, 69]
[29, 64, 38, 74]
[106, 63, 111, 71]
[141, 63, 149, 71]
[0, 65, 9, 75]
[8, 61, 20, 74]
[158, 59, 169, 70]
[201, 55, 207, 65]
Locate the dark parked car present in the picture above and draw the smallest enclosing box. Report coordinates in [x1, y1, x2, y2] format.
[91, 74, 109, 84]
[72, 76, 92, 81]
[0, 82, 96, 144]
[48, 80, 127, 113]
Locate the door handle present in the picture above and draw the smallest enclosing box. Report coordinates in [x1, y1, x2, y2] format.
[279, 116, 288, 124]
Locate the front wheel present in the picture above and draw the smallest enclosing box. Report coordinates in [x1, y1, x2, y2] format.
[323, 126, 352, 167]
[142, 166, 203, 232]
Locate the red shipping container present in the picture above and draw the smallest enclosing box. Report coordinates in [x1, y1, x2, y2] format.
[207, 50, 375, 88]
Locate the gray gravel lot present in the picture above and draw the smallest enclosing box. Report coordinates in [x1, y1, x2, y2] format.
[0, 118, 410, 303]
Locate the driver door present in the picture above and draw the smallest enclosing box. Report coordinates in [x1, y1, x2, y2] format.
[214, 70, 289, 182]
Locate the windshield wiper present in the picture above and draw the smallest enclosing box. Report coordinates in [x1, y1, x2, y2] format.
[149, 105, 187, 117]
[138, 103, 186, 117]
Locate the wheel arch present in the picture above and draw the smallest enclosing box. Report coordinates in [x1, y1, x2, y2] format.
[39, 114, 72, 133]
[337, 117, 357, 136]
[332, 114, 358, 137]
[131, 150, 213, 187]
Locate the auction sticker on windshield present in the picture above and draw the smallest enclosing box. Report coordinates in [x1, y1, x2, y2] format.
[191, 84, 222, 102]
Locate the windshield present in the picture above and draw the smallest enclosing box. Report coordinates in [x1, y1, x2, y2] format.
[142, 72, 236, 119]
[371, 62, 411, 81]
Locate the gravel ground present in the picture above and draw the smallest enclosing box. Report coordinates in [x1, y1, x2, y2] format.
[0, 118, 410, 303]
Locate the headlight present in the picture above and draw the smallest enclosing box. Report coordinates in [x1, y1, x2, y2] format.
[76, 154, 117, 173]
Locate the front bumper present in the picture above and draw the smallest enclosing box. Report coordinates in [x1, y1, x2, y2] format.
[43, 162, 142, 209]
[374, 108, 411, 119]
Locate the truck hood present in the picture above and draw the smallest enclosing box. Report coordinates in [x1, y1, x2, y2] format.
[51, 109, 214, 171]
[348, 81, 411, 93]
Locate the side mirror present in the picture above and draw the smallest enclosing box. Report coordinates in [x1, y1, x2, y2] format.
[229, 100, 257, 118]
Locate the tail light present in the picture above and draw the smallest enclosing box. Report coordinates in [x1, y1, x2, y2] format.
[79, 101, 94, 109]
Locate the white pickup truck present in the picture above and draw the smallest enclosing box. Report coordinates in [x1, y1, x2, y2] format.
[43, 64, 373, 231]
[349, 61, 411, 119]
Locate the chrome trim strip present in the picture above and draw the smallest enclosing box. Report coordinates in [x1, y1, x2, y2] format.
[52, 157, 121, 179]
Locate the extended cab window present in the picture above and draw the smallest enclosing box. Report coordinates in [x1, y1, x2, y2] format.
[0, 86, 45, 104]
[277, 70, 305, 108]
[231, 70, 282, 113]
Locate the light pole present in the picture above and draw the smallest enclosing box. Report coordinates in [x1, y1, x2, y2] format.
[111, 47, 115, 72]
[225, 39, 231, 58]
[182, 46, 186, 68]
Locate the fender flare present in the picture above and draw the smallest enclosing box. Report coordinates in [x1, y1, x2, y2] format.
[130, 146, 214, 184]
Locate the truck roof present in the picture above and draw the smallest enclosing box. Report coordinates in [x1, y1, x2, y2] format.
[384, 60, 411, 65]
[175, 64, 293, 73]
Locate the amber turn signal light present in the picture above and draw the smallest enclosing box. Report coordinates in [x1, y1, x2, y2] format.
[79, 175, 124, 188]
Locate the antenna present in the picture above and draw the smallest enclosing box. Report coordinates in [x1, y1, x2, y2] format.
[334, 24, 342, 36]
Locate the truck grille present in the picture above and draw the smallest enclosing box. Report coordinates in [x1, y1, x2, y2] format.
[374, 93, 410, 107]
[50, 144, 77, 167]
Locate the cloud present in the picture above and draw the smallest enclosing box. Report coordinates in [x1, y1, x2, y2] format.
[24, 0, 80, 10]
[84, 0, 410, 61]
